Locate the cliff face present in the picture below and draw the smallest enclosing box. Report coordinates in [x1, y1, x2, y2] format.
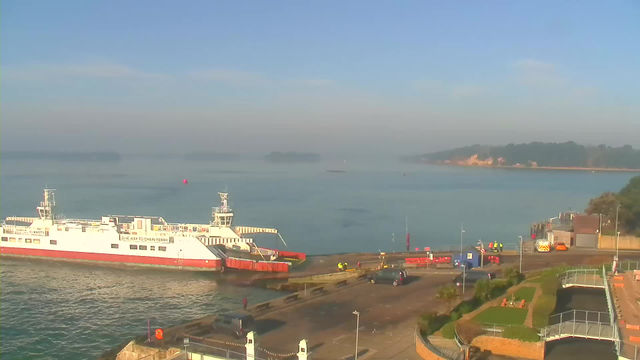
[441, 155, 505, 167]
[408, 142, 640, 170]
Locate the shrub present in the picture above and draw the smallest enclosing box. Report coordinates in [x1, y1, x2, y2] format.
[502, 326, 540, 342]
[450, 311, 461, 321]
[474, 279, 492, 302]
[457, 300, 478, 314]
[532, 294, 556, 328]
[418, 312, 451, 335]
[441, 322, 457, 339]
[489, 279, 510, 299]
[502, 267, 524, 286]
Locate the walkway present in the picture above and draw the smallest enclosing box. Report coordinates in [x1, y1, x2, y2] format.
[561, 269, 605, 289]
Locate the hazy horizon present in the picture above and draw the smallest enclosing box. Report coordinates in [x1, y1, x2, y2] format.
[2, 1, 639, 156]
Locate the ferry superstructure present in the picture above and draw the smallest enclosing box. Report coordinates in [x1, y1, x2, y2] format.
[0, 189, 303, 272]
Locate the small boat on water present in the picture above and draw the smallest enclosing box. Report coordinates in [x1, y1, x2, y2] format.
[0, 189, 305, 272]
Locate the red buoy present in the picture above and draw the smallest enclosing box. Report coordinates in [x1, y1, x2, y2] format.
[183, 179, 188, 184]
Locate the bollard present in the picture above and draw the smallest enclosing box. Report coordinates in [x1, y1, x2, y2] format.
[246, 331, 256, 360]
[298, 339, 309, 360]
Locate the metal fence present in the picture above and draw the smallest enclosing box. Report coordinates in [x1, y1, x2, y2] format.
[603, 264, 621, 355]
[618, 261, 640, 272]
[548, 310, 611, 326]
[559, 268, 605, 288]
[186, 341, 264, 360]
[620, 342, 640, 360]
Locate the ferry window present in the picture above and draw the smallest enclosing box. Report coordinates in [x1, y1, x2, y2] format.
[9, 238, 16, 242]
[159, 246, 167, 251]
[50, 240, 57, 245]
[111, 244, 119, 249]
[139, 245, 147, 250]
[18, 238, 23, 243]
[33, 239, 40, 244]
[130, 245, 138, 250]
[25, 238, 32, 243]
[1, 237, 7, 242]
[150, 246, 155, 251]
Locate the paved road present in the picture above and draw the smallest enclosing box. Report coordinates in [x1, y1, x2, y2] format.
[203, 273, 456, 359]
[191, 249, 640, 359]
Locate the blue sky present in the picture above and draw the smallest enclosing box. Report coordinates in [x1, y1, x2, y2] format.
[2, 1, 639, 155]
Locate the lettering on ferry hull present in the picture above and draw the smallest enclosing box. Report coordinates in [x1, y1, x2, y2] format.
[120, 235, 172, 243]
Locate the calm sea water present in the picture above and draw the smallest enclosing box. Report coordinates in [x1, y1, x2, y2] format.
[0, 158, 635, 360]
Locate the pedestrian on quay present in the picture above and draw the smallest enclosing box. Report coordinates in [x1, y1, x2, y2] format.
[357, 262, 361, 269]
[242, 296, 248, 311]
[338, 262, 344, 272]
[499, 243, 504, 252]
[344, 262, 348, 271]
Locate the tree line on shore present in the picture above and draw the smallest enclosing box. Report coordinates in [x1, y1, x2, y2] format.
[405, 141, 640, 169]
[586, 176, 640, 236]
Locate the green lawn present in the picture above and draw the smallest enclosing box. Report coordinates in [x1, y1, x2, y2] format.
[514, 287, 536, 302]
[473, 306, 528, 325]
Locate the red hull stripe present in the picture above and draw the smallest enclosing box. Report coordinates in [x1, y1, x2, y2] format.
[0, 247, 223, 270]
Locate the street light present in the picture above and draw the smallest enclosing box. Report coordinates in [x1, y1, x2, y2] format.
[519, 236, 523, 273]
[615, 204, 621, 259]
[460, 223, 465, 263]
[478, 239, 484, 268]
[352, 311, 360, 360]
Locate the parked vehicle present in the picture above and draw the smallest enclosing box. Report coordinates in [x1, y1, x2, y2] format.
[555, 242, 568, 251]
[368, 268, 406, 286]
[453, 271, 495, 287]
[212, 312, 254, 338]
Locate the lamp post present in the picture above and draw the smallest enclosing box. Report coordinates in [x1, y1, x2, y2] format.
[460, 223, 465, 262]
[352, 311, 360, 360]
[519, 236, 523, 273]
[478, 239, 484, 268]
[615, 204, 620, 259]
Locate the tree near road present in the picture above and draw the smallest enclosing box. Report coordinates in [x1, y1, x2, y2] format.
[436, 285, 460, 313]
[586, 175, 640, 236]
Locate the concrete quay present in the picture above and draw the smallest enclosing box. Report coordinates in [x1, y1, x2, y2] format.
[110, 249, 640, 360]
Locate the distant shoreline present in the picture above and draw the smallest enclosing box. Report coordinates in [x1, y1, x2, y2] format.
[427, 163, 640, 172]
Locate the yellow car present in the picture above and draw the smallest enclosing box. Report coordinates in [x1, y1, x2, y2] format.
[555, 242, 568, 251]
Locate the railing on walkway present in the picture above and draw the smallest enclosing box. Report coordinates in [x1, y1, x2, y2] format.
[603, 264, 621, 354]
[185, 339, 262, 360]
[620, 342, 640, 360]
[542, 309, 617, 341]
[416, 328, 464, 360]
[560, 268, 605, 288]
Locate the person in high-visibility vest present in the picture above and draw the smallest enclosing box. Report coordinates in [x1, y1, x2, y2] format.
[338, 262, 343, 271]
[489, 242, 493, 250]
[499, 243, 504, 252]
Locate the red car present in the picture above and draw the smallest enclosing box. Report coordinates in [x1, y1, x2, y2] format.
[555, 242, 568, 251]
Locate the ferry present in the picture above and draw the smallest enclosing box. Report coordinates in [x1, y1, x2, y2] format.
[0, 189, 305, 272]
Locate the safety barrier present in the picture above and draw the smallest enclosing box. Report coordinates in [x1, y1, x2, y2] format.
[335, 280, 348, 287]
[560, 268, 605, 288]
[254, 302, 271, 312]
[284, 294, 299, 303]
[603, 264, 621, 355]
[541, 309, 617, 342]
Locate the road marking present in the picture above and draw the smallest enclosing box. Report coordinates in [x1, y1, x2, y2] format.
[333, 334, 350, 344]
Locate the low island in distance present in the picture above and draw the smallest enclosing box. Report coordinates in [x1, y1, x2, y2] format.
[402, 141, 640, 172]
[264, 151, 321, 163]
